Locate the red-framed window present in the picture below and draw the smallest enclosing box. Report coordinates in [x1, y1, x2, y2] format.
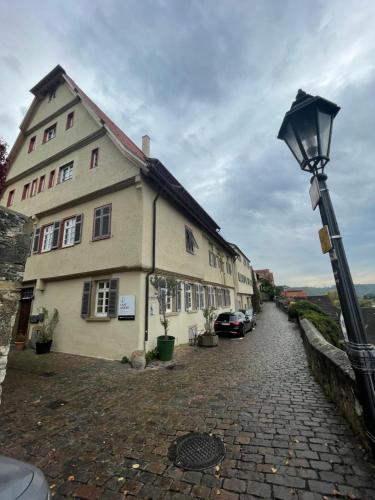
[66, 111, 74, 129]
[22, 184, 30, 200]
[43, 123, 56, 143]
[38, 175, 45, 193]
[90, 148, 99, 169]
[92, 204, 111, 241]
[48, 170, 55, 188]
[6, 190, 15, 207]
[28, 136, 36, 153]
[30, 179, 38, 197]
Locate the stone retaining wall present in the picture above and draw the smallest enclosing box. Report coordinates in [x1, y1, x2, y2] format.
[0, 207, 32, 403]
[299, 318, 369, 453]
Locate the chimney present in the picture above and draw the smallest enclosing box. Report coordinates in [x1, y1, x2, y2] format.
[142, 135, 150, 156]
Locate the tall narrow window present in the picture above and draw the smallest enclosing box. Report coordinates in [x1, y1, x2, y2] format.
[30, 179, 38, 197]
[43, 124, 56, 143]
[95, 280, 110, 317]
[6, 190, 15, 207]
[22, 184, 30, 200]
[90, 148, 99, 168]
[93, 204, 111, 240]
[185, 284, 192, 311]
[28, 136, 36, 153]
[38, 175, 45, 193]
[48, 170, 55, 188]
[58, 162, 73, 183]
[62, 218, 76, 247]
[176, 283, 182, 312]
[66, 111, 74, 129]
[185, 226, 198, 254]
[41, 224, 54, 252]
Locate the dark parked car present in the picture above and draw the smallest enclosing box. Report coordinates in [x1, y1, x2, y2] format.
[239, 308, 256, 329]
[0, 455, 50, 499]
[214, 312, 251, 336]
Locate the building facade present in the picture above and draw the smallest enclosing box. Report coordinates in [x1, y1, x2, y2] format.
[1, 66, 253, 360]
[230, 244, 254, 310]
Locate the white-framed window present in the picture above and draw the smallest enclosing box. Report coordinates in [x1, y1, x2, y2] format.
[41, 224, 54, 252]
[176, 283, 182, 312]
[62, 218, 76, 247]
[43, 124, 56, 142]
[217, 288, 223, 307]
[165, 284, 173, 313]
[59, 162, 73, 183]
[195, 284, 205, 310]
[185, 283, 192, 311]
[207, 286, 215, 307]
[95, 280, 110, 317]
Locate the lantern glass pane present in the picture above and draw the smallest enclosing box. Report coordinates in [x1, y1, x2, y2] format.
[318, 109, 332, 158]
[293, 106, 318, 160]
[284, 121, 304, 164]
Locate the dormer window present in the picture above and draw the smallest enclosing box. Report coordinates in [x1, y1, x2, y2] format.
[28, 136, 36, 153]
[43, 124, 56, 143]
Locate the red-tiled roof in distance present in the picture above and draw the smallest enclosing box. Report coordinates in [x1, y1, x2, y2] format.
[63, 74, 146, 162]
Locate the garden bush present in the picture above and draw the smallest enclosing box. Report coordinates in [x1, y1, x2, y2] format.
[288, 300, 342, 348]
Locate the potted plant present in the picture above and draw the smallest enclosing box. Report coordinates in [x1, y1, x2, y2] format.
[35, 308, 59, 355]
[150, 275, 178, 361]
[198, 307, 218, 347]
[15, 335, 26, 351]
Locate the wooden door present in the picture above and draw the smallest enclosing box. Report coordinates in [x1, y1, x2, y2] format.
[17, 300, 32, 336]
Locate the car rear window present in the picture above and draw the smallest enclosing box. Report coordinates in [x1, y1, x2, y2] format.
[217, 313, 237, 321]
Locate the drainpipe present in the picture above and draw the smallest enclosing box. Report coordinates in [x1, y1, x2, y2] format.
[144, 191, 161, 347]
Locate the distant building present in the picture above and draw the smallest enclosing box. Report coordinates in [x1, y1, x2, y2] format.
[282, 289, 307, 299]
[255, 269, 274, 285]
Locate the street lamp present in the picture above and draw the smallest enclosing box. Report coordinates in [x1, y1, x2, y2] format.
[278, 89, 375, 455]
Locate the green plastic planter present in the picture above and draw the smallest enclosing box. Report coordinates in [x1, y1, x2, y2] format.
[157, 335, 175, 361]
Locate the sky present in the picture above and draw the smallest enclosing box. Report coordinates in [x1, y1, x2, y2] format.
[1, 0, 375, 287]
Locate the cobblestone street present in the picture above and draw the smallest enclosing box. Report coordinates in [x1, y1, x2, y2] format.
[1, 303, 374, 499]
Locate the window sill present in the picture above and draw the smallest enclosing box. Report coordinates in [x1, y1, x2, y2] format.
[85, 317, 111, 322]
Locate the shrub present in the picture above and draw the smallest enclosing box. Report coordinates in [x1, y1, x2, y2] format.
[121, 356, 129, 364]
[288, 300, 323, 319]
[145, 348, 158, 365]
[303, 310, 342, 348]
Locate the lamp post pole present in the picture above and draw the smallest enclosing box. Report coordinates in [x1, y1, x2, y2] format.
[277, 89, 375, 455]
[314, 173, 375, 453]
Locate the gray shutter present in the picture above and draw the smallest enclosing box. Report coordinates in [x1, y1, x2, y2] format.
[108, 278, 119, 318]
[32, 228, 41, 253]
[184, 283, 188, 311]
[74, 214, 83, 244]
[51, 221, 61, 249]
[81, 281, 92, 318]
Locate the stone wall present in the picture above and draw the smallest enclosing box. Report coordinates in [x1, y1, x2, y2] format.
[0, 207, 32, 403]
[299, 318, 369, 453]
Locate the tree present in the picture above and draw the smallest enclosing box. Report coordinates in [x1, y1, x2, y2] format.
[0, 139, 8, 198]
[150, 275, 179, 337]
[251, 268, 261, 313]
[327, 289, 340, 308]
[260, 279, 275, 299]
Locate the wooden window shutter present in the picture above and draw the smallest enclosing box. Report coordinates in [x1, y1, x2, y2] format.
[81, 281, 92, 318]
[32, 228, 41, 253]
[74, 214, 83, 244]
[51, 221, 61, 249]
[108, 278, 119, 318]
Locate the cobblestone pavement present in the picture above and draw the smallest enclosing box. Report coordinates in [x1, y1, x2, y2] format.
[1, 303, 374, 499]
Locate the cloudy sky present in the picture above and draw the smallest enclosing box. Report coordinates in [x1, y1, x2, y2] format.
[1, 0, 375, 286]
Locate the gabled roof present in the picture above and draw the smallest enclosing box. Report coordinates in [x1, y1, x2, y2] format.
[145, 158, 236, 257]
[228, 242, 251, 263]
[62, 72, 145, 162]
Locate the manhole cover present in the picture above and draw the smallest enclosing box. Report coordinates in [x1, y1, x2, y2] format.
[40, 372, 56, 377]
[168, 432, 225, 470]
[46, 399, 68, 409]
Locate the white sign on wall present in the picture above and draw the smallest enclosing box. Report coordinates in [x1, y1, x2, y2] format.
[118, 295, 136, 320]
[309, 176, 320, 211]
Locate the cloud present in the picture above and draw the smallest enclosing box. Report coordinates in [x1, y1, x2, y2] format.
[1, 0, 374, 286]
